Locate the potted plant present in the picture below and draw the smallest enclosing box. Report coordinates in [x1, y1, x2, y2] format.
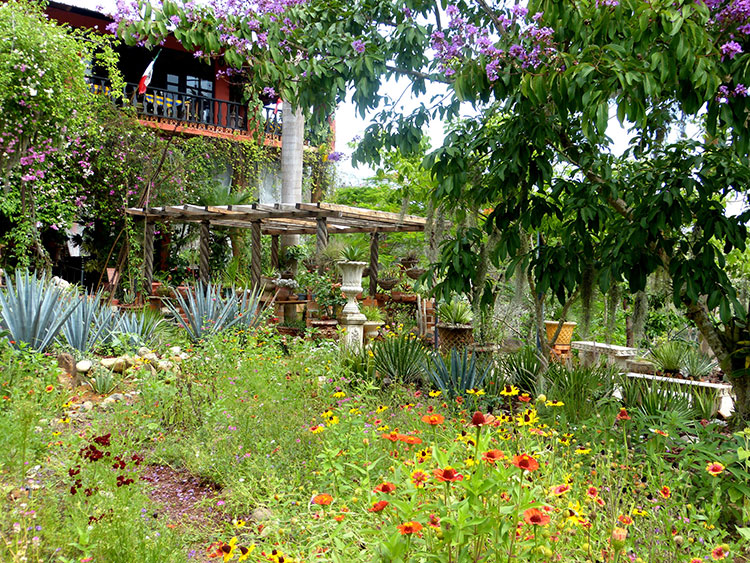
[544, 320, 577, 347]
[272, 277, 299, 301]
[400, 249, 420, 270]
[377, 264, 400, 291]
[361, 305, 385, 340]
[437, 299, 474, 353]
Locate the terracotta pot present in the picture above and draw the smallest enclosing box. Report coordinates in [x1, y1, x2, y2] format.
[401, 293, 417, 303]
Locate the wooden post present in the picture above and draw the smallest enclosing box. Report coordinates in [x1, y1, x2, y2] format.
[251, 220, 262, 289]
[271, 234, 280, 272]
[369, 232, 379, 297]
[199, 220, 210, 286]
[316, 217, 328, 272]
[143, 219, 155, 294]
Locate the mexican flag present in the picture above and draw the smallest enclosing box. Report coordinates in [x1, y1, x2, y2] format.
[137, 53, 159, 95]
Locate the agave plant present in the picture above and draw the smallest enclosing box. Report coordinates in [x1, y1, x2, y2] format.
[496, 346, 542, 394]
[372, 332, 427, 385]
[649, 341, 689, 374]
[165, 282, 265, 342]
[543, 363, 617, 422]
[681, 346, 717, 380]
[426, 348, 493, 399]
[0, 270, 80, 351]
[60, 290, 117, 352]
[114, 308, 166, 349]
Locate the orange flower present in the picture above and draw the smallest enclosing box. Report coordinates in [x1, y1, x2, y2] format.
[618, 515, 633, 525]
[399, 434, 423, 445]
[482, 449, 505, 464]
[45, 385, 54, 392]
[374, 482, 397, 494]
[333, 514, 346, 522]
[397, 521, 423, 535]
[522, 508, 550, 526]
[433, 466, 464, 482]
[312, 493, 333, 506]
[659, 486, 671, 499]
[411, 470, 429, 487]
[616, 408, 631, 421]
[382, 431, 401, 442]
[511, 454, 539, 472]
[422, 414, 445, 425]
[550, 484, 571, 496]
[469, 411, 496, 427]
[369, 500, 389, 512]
[706, 462, 725, 476]
[711, 545, 729, 560]
[206, 542, 225, 558]
[518, 393, 532, 402]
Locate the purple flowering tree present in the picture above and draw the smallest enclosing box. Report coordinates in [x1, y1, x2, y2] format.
[112, 0, 750, 422]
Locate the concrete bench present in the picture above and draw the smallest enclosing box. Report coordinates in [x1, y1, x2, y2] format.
[571, 340, 639, 370]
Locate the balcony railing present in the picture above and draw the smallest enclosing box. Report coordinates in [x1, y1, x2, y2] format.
[88, 76, 282, 139]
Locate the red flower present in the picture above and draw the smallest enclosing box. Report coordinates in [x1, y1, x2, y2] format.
[433, 466, 464, 482]
[369, 500, 389, 512]
[428, 513, 441, 528]
[469, 411, 496, 427]
[706, 462, 725, 476]
[312, 493, 333, 506]
[481, 449, 505, 464]
[711, 546, 729, 560]
[411, 470, 429, 487]
[511, 454, 539, 472]
[586, 486, 598, 498]
[616, 408, 631, 421]
[374, 482, 397, 494]
[618, 515, 633, 525]
[421, 414, 445, 425]
[522, 508, 550, 526]
[397, 521, 423, 535]
[659, 486, 671, 499]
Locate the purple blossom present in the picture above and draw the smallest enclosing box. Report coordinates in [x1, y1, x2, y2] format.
[326, 151, 344, 162]
[263, 86, 277, 98]
[352, 39, 365, 54]
[721, 40, 743, 59]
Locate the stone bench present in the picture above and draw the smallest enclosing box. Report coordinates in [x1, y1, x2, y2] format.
[571, 341, 639, 370]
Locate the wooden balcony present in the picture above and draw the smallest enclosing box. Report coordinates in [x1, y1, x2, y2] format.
[88, 76, 283, 146]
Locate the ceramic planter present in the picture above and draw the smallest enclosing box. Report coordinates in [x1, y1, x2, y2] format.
[337, 261, 367, 316]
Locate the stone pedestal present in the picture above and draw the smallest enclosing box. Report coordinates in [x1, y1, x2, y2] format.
[341, 312, 366, 351]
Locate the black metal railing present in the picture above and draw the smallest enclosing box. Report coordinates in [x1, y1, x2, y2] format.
[88, 76, 283, 137]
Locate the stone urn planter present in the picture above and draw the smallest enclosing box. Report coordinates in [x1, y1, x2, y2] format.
[337, 261, 367, 316]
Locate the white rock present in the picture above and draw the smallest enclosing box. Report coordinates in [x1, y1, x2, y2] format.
[76, 360, 93, 373]
[169, 346, 182, 356]
[82, 401, 94, 411]
[137, 346, 152, 357]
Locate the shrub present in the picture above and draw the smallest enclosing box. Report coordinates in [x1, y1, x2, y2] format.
[543, 363, 617, 423]
[497, 346, 542, 393]
[437, 300, 472, 325]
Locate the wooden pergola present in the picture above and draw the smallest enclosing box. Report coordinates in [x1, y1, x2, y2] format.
[125, 202, 430, 294]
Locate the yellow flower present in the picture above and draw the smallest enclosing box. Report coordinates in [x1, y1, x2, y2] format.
[376, 405, 388, 413]
[321, 410, 334, 419]
[59, 418, 70, 424]
[310, 425, 325, 434]
[631, 508, 648, 517]
[515, 409, 539, 427]
[223, 537, 238, 562]
[464, 457, 476, 467]
[429, 390, 442, 397]
[377, 425, 389, 431]
[500, 384, 520, 397]
[545, 400, 565, 407]
[467, 388, 485, 396]
[333, 391, 346, 398]
[326, 416, 340, 426]
[575, 448, 591, 455]
[233, 519, 246, 528]
[349, 408, 361, 415]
